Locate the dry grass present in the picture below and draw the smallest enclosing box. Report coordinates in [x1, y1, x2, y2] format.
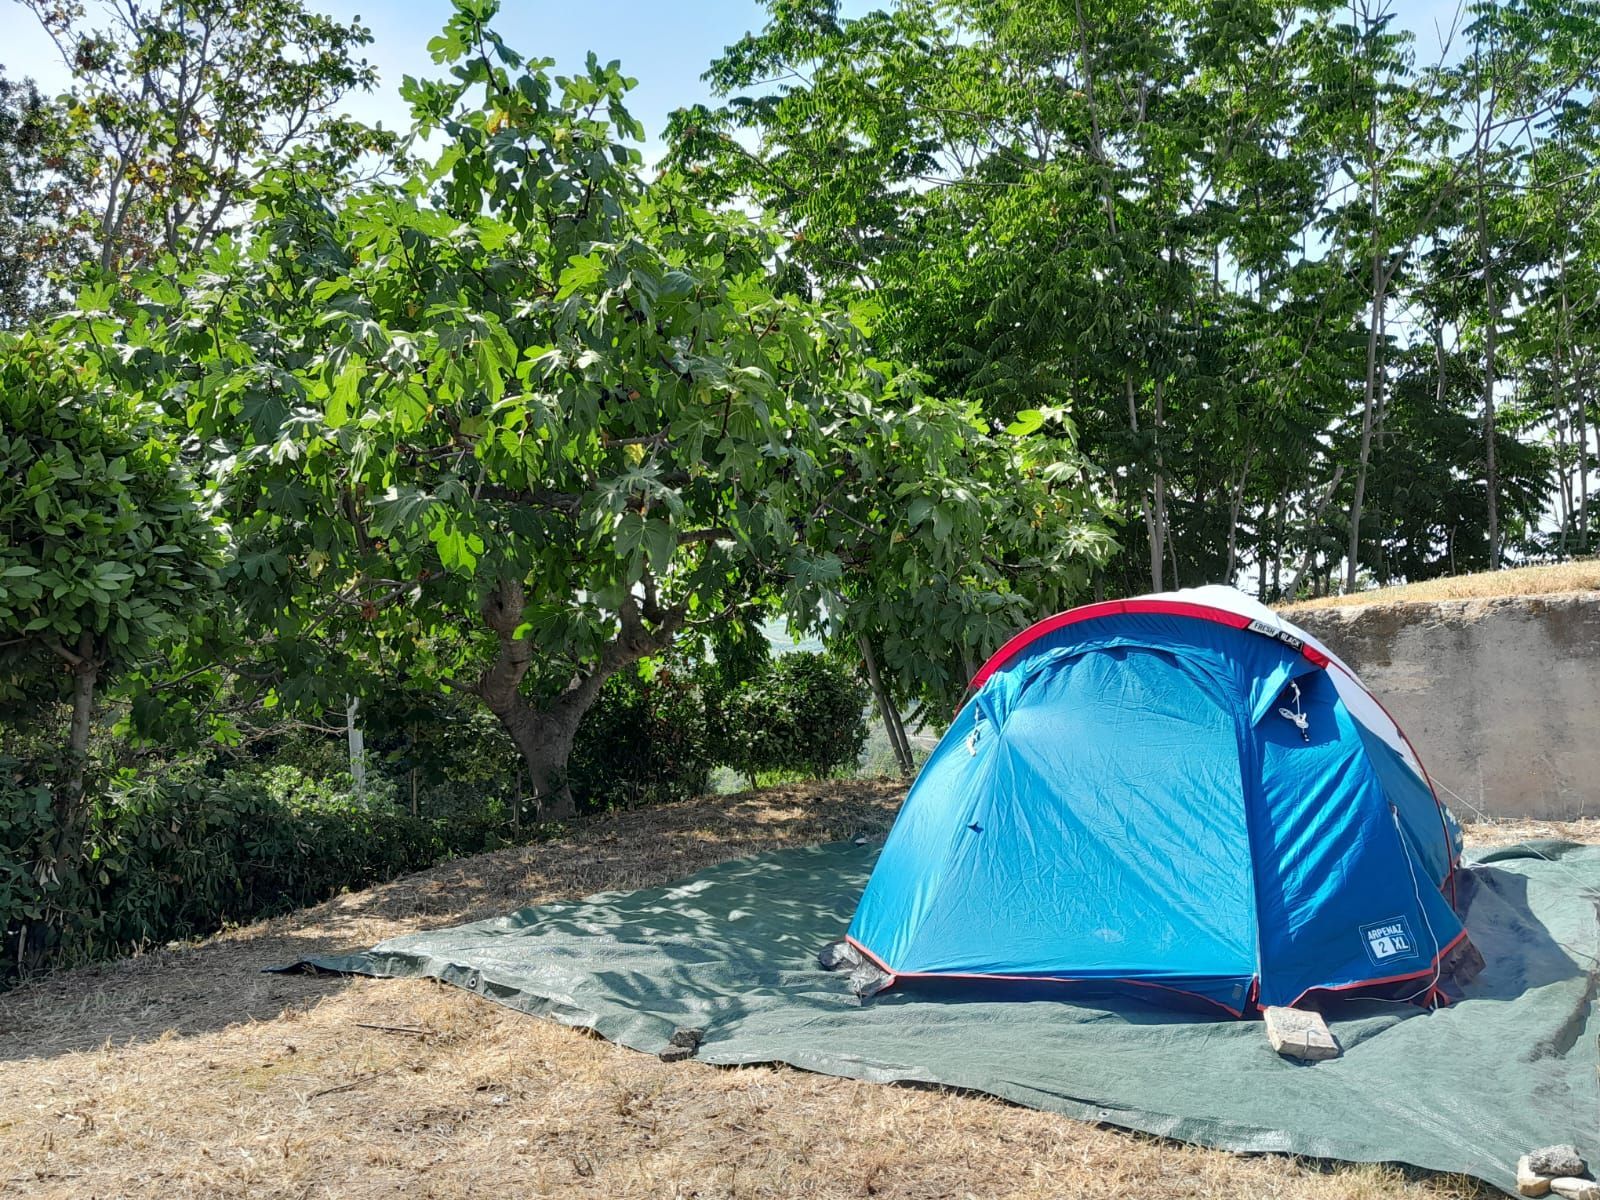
[2, 780, 1583, 1200]
[1455, 815, 1600, 849]
[1281, 559, 1600, 611]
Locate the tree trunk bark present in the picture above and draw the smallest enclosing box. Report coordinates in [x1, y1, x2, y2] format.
[1475, 72, 1501, 568]
[1558, 282, 1587, 554]
[1152, 318, 1173, 591]
[859, 634, 913, 776]
[1127, 376, 1163, 591]
[1271, 502, 1284, 600]
[499, 709, 582, 821]
[1224, 447, 1253, 583]
[345, 696, 365, 794]
[60, 630, 99, 835]
[1346, 109, 1385, 594]
[886, 700, 913, 774]
[1580, 367, 1591, 553]
[1556, 408, 1572, 555]
[476, 581, 583, 820]
[475, 576, 683, 822]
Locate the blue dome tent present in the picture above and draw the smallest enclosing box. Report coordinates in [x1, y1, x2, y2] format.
[840, 586, 1471, 1017]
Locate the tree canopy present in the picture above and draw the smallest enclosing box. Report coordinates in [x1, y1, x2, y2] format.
[673, 0, 1600, 594]
[0, 317, 223, 825]
[19, 0, 392, 275]
[80, 1, 1111, 813]
[3, 0, 1598, 873]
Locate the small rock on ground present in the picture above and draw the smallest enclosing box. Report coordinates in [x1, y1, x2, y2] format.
[1263, 1006, 1341, 1061]
[1519, 1158, 1553, 1198]
[1530, 1147, 1590, 1178]
[817, 940, 862, 972]
[1551, 1179, 1600, 1200]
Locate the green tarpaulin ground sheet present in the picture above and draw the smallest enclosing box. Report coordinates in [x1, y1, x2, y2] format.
[293, 840, 1600, 1194]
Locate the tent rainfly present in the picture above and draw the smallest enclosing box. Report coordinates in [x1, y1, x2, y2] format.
[829, 586, 1477, 1017]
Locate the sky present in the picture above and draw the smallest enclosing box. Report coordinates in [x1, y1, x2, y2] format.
[3, 0, 1471, 157]
[2, 0, 772, 157]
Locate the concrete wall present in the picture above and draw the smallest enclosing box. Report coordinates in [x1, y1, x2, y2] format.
[1287, 593, 1600, 821]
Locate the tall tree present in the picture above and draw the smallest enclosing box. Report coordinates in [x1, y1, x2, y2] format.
[1336, 0, 1414, 592]
[1442, 0, 1600, 568]
[677, 0, 1388, 595]
[19, 0, 390, 275]
[114, 1, 1113, 815]
[0, 69, 91, 327]
[0, 315, 223, 832]
[680, 0, 1600, 596]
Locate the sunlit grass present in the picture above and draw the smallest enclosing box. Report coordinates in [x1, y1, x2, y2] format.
[1283, 560, 1600, 610]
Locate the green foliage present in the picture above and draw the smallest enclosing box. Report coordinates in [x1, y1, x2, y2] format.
[212, 766, 438, 911]
[716, 652, 868, 784]
[0, 757, 55, 968]
[0, 758, 482, 982]
[20, 0, 392, 274]
[337, 685, 521, 795]
[90, 0, 1111, 809]
[0, 326, 223, 722]
[567, 662, 717, 812]
[677, 0, 1347, 594]
[0, 69, 92, 328]
[679, 0, 1600, 597]
[805, 401, 1114, 715]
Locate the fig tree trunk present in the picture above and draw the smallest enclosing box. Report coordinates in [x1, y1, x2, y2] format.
[495, 698, 583, 822]
[475, 576, 684, 823]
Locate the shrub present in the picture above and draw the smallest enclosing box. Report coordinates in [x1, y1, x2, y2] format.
[1, 760, 457, 984]
[717, 652, 869, 784]
[0, 757, 60, 974]
[568, 663, 717, 813]
[220, 765, 440, 914]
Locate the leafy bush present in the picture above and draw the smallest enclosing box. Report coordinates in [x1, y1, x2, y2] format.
[568, 663, 717, 813]
[347, 687, 523, 798]
[1, 649, 867, 985]
[716, 652, 869, 784]
[0, 757, 59, 974]
[220, 766, 441, 915]
[246, 695, 525, 833]
[1, 760, 470, 984]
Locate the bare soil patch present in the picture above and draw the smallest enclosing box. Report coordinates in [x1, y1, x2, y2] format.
[3, 780, 1585, 1200]
[1281, 560, 1600, 611]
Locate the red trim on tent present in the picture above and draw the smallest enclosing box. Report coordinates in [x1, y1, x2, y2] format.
[1283, 928, 1470, 1011]
[845, 935, 896, 976]
[847, 924, 1466, 1018]
[844, 936, 1247, 1018]
[968, 599, 1328, 692]
[948, 595, 1465, 1014]
[968, 598, 1460, 908]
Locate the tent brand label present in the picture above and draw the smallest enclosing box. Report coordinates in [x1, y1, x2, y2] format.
[1246, 619, 1303, 651]
[1361, 917, 1418, 964]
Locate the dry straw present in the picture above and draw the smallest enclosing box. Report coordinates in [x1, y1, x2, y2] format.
[5, 781, 1577, 1199]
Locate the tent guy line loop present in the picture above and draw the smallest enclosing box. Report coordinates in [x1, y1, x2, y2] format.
[1278, 679, 1310, 741]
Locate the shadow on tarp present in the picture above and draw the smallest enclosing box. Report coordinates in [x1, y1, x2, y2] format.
[282, 840, 1600, 1197]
